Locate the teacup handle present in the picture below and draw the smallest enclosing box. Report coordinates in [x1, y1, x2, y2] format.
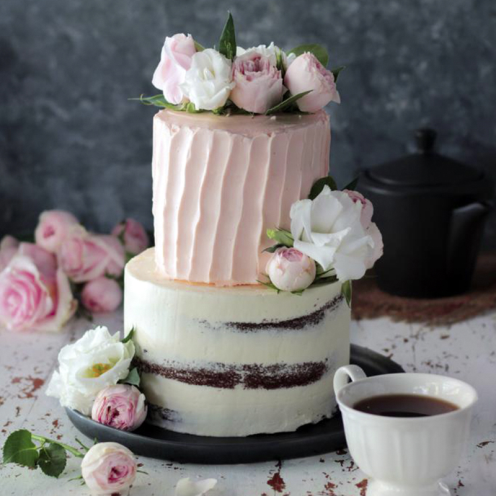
[334, 365, 367, 394]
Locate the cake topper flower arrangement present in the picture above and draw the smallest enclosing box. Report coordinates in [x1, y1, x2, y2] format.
[262, 177, 384, 303]
[136, 12, 344, 115]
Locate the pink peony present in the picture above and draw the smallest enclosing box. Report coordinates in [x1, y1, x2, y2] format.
[111, 218, 149, 255]
[0, 235, 19, 272]
[0, 243, 76, 331]
[58, 227, 125, 283]
[34, 210, 79, 253]
[81, 442, 137, 495]
[284, 52, 340, 112]
[92, 384, 147, 431]
[266, 247, 316, 292]
[82, 277, 123, 313]
[152, 33, 197, 104]
[230, 52, 285, 114]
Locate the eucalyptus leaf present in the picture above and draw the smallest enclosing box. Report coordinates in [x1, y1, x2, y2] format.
[308, 176, 338, 200]
[331, 65, 346, 82]
[287, 44, 329, 67]
[343, 177, 359, 191]
[265, 91, 311, 115]
[342, 280, 352, 306]
[130, 94, 182, 110]
[120, 367, 140, 387]
[218, 12, 236, 60]
[121, 328, 134, 344]
[266, 228, 294, 247]
[38, 443, 67, 478]
[2, 430, 39, 468]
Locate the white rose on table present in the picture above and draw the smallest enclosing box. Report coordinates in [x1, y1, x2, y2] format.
[290, 186, 378, 282]
[46, 326, 135, 415]
[180, 49, 235, 110]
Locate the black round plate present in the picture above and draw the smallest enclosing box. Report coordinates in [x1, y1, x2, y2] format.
[66, 345, 403, 464]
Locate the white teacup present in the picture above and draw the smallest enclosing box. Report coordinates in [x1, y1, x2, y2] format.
[334, 365, 477, 496]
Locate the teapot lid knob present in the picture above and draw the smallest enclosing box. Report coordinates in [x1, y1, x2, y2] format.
[415, 128, 437, 154]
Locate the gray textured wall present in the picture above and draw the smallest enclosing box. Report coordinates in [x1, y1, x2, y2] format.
[1, 0, 495, 245]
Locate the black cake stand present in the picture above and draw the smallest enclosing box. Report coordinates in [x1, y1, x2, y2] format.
[67, 344, 403, 464]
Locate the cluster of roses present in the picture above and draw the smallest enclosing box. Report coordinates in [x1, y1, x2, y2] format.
[0, 211, 149, 332]
[151, 15, 340, 114]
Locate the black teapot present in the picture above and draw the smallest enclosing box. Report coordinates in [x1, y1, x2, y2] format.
[358, 128, 494, 298]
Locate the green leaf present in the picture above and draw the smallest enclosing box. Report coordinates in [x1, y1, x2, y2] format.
[257, 279, 281, 294]
[343, 177, 359, 191]
[194, 40, 205, 52]
[183, 102, 204, 113]
[2, 430, 39, 468]
[342, 280, 352, 306]
[331, 65, 346, 82]
[38, 443, 67, 478]
[266, 228, 294, 247]
[288, 44, 329, 67]
[119, 367, 140, 387]
[265, 91, 312, 115]
[218, 12, 236, 60]
[262, 244, 284, 254]
[309, 176, 338, 200]
[121, 328, 134, 344]
[129, 94, 182, 110]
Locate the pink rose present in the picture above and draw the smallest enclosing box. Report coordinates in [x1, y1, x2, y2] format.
[0, 243, 76, 332]
[284, 52, 340, 112]
[0, 235, 19, 272]
[58, 228, 125, 283]
[266, 247, 316, 292]
[230, 52, 285, 114]
[92, 384, 147, 431]
[34, 210, 79, 253]
[344, 190, 374, 229]
[111, 218, 149, 255]
[81, 442, 137, 495]
[152, 33, 197, 104]
[82, 277, 123, 313]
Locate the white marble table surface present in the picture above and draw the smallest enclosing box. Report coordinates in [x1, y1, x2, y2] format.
[0, 311, 495, 496]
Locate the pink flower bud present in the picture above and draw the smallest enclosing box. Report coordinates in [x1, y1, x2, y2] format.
[81, 442, 137, 495]
[34, 210, 79, 253]
[0, 235, 19, 272]
[81, 277, 122, 313]
[284, 52, 340, 113]
[111, 218, 149, 255]
[92, 384, 147, 431]
[266, 247, 316, 292]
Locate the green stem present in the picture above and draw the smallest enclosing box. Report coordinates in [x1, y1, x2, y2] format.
[31, 435, 85, 459]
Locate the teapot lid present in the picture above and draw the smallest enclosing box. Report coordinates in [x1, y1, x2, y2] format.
[368, 128, 482, 187]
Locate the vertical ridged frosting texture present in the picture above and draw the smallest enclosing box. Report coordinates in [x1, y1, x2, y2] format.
[152, 110, 330, 285]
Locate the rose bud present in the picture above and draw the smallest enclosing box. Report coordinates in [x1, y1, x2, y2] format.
[266, 247, 316, 292]
[81, 277, 123, 313]
[284, 52, 340, 113]
[34, 210, 79, 253]
[92, 384, 147, 431]
[111, 219, 149, 255]
[0, 235, 19, 272]
[81, 442, 137, 495]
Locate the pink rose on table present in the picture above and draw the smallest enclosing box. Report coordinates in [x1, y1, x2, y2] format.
[111, 218, 149, 255]
[34, 210, 79, 253]
[284, 52, 340, 112]
[230, 52, 285, 114]
[92, 384, 147, 431]
[81, 442, 137, 495]
[152, 33, 197, 104]
[58, 227, 125, 283]
[266, 247, 316, 292]
[82, 277, 123, 313]
[0, 235, 19, 272]
[0, 243, 76, 332]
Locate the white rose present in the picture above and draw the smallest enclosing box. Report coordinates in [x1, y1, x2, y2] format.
[180, 49, 235, 110]
[290, 186, 375, 282]
[46, 326, 135, 415]
[175, 478, 217, 496]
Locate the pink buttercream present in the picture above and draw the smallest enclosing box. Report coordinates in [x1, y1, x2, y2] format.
[152, 110, 330, 285]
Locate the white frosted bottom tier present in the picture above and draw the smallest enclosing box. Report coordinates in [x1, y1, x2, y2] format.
[124, 248, 350, 437]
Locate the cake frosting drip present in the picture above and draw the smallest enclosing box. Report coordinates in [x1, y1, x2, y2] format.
[152, 110, 330, 285]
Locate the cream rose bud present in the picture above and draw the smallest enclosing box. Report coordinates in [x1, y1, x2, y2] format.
[92, 385, 147, 431]
[230, 52, 285, 114]
[82, 277, 123, 313]
[0, 235, 19, 272]
[34, 210, 79, 253]
[81, 442, 137, 496]
[180, 49, 235, 110]
[266, 247, 316, 292]
[152, 33, 196, 104]
[284, 52, 340, 113]
[111, 218, 149, 255]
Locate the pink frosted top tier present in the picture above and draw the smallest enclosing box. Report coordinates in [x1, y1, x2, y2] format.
[152, 109, 330, 286]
